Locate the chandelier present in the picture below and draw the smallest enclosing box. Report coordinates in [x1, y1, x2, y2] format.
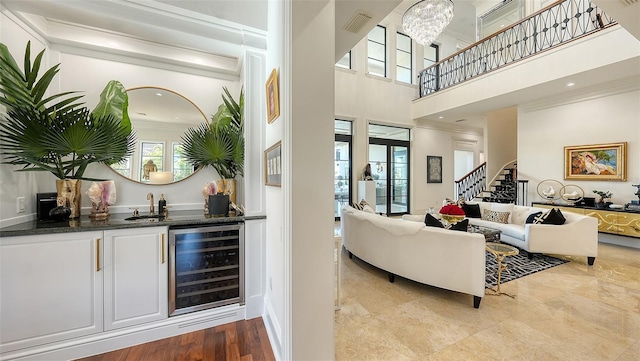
[402, 0, 454, 46]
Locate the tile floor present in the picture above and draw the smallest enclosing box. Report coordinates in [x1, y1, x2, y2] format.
[334, 238, 640, 360]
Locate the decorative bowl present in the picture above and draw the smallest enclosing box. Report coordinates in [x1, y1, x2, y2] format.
[440, 214, 465, 223]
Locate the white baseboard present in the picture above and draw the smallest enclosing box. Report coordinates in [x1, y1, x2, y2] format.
[263, 295, 283, 361]
[1, 304, 245, 361]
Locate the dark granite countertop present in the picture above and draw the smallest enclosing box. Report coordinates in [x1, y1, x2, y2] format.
[0, 210, 266, 237]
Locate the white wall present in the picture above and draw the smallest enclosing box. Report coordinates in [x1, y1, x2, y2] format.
[0, 11, 49, 227]
[412, 126, 483, 213]
[519, 83, 640, 207]
[486, 107, 518, 181]
[263, 0, 286, 358]
[289, 2, 335, 358]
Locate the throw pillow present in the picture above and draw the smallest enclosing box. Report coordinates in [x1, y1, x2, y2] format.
[482, 209, 510, 224]
[425, 213, 444, 228]
[543, 208, 566, 225]
[425, 214, 469, 232]
[362, 204, 376, 214]
[526, 211, 543, 224]
[449, 219, 469, 232]
[351, 202, 363, 211]
[461, 203, 481, 218]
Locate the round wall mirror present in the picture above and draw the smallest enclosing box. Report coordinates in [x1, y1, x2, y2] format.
[108, 87, 207, 184]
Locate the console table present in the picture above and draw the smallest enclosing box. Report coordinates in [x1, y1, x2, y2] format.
[533, 202, 640, 239]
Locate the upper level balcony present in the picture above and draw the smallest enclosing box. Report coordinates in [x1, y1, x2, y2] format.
[412, 0, 640, 124]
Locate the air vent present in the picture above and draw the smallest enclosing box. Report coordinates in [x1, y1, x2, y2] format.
[455, 119, 467, 122]
[619, 0, 638, 5]
[343, 12, 372, 33]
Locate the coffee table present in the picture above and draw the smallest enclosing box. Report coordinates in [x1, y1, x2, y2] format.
[485, 242, 519, 298]
[468, 224, 501, 242]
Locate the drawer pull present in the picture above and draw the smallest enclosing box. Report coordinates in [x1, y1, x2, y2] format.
[161, 234, 165, 264]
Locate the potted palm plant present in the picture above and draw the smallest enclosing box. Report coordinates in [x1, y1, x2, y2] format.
[181, 87, 244, 215]
[0, 41, 135, 218]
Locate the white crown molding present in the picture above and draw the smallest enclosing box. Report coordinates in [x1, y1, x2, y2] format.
[16, 12, 243, 76]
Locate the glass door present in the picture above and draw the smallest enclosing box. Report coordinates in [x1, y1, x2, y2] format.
[334, 120, 352, 219]
[369, 144, 387, 214]
[334, 139, 351, 218]
[368, 143, 410, 215]
[392, 146, 409, 213]
[368, 124, 410, 216]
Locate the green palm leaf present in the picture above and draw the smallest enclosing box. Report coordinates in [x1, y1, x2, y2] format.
[0, 42, 135, 180]
[181, 87, 244, 179]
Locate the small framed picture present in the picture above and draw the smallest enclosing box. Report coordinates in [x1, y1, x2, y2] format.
[266, 68, 280, 124]
[427, 155, 442, 183]
[265, 141, 282, 187]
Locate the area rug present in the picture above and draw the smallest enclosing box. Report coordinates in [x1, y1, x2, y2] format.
[485, 249, 569, 288]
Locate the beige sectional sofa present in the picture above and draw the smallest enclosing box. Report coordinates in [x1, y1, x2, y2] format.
[341, 205, 486, 308]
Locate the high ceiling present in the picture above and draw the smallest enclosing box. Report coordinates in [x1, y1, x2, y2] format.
[1, 0, 482, 71]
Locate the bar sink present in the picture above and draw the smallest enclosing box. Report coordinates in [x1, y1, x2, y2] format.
[124, 214, 162, 221]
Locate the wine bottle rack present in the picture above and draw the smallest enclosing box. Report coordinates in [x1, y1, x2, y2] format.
[169, 223, 244, 317]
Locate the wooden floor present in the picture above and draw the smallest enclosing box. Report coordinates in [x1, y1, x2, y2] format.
[76, 317, 275, 361]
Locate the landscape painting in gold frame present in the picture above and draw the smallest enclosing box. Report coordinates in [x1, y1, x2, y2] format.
[564, 142, 626, 181]
[266, 68, 280, 124]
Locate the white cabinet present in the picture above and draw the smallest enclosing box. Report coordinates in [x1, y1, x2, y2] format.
[0, 231, 103, 353]
[103, 227, 168, 330]
[0, 227, 168, 354]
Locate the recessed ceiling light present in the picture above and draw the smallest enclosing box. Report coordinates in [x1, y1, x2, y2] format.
[156, 93, 163, 96]
[566, 82, 575, 87]
[438, 116, 443, 119]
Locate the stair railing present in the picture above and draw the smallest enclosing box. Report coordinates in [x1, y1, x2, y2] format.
[418, 0, 616, 97]
[455, 162, 486, 202]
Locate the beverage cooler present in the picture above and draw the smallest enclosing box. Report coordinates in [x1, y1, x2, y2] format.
[169, 223, 244, 317]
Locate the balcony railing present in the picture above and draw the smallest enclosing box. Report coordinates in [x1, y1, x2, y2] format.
[418, 0, 617, 97]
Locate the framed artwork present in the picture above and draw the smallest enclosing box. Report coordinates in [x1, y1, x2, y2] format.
[427, 156, 442, 183]
[266, 68, 280, 124]
[564, 142, 627, 181]
[264, 141, 282, 187]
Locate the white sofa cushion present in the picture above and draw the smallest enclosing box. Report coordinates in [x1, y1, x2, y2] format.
[469, 218, 526, 240]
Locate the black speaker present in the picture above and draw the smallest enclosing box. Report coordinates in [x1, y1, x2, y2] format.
[37, 192, 58, 221]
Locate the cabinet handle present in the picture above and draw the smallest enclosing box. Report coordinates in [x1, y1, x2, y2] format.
[96, 238, 101, 272]
[161, 234, 165, 264]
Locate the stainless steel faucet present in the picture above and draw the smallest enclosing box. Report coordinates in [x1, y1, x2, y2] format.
[147, 193, 155, 215]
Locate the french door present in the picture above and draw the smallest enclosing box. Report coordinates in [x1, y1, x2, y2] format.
[369, 140, 410, 216]
[334, 120, 352, 219]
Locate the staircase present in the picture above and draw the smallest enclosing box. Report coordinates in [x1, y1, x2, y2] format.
[456, 161, 527, 205]
[480, 164, 518, 204]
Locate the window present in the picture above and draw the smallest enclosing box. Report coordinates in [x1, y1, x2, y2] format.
[111, 156, 132, 178]
[423, 43, 439, 69]
[140, 141, 164, 182]
[172, 142, 194, 182]
[367, 25, 386, 77]
[396, 32, 412, 83]
[336, 51, 351, 69]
